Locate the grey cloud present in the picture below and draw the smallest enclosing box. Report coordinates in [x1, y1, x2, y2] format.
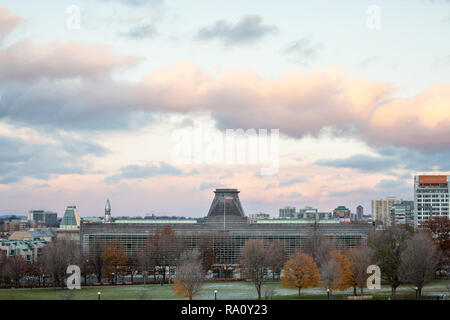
[358, 56, 379, 68]
[123, 24, 157, 39]
[283, 38, 323, 65]
[279, 176, 307, 187]
[316, 147, 450, 173]
[106, 162, 183, 184]
[196, 15, 278, 46]
[315, 154, 398, 172]
[0, 135, 108, 184]
[0, 80, 154, 132]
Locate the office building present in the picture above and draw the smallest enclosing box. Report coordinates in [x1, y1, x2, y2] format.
[371, 197, 402, 224]
[279, 206, 296, 219]
[414, 175, 450, 227]
[390, 201, 414, 227]
[81, 189, 373, 279]
[27, 210, 58, 227]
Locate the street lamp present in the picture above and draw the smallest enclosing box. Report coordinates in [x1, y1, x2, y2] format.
[214, 290, 218, 300]
[98, 291, 101, 301]
[327, 288, 330, 300]
[415, 286, 419, 300]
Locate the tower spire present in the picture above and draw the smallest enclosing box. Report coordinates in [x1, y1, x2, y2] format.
[104, 199, 112, 223]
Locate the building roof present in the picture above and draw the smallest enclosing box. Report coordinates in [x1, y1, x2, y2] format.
[60, 206, 81, 227]
[207, 189, 245, 217]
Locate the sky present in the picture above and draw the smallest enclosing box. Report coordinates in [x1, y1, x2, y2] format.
[0, 0, 450, 218]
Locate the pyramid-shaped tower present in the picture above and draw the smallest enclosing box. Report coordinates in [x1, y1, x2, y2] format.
[207, 189, 245, 217]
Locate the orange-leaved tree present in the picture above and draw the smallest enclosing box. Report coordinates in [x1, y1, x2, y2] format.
[281, 252, 320, 297]
[330, 250, 353, 291]
[102, 238, 128, 283]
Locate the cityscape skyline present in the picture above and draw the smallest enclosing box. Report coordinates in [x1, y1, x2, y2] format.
[1, 1, 450, 217]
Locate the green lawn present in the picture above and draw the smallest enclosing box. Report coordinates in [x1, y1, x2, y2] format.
[0, 280, 448, 300]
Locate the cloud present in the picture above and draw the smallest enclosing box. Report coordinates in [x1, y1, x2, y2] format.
[278, 176, 307, 187]
[282, 38, 323, 65]
[123, 24, 157, 39]
[0, 6, 22, 41]
[0, 135, 108, 184]
[195, 15, 278, 45]
[358, 56, 379, 68]
[316, 146, 450, 173]
[0, 41, 140, 82]
[98, 0, 163, 6]
[316, 154, 397, 172]
[367, 83, 450, 150]
[106, 162, 183, 184]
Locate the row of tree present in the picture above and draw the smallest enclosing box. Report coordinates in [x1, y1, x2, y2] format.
[237, 223, 446, 300]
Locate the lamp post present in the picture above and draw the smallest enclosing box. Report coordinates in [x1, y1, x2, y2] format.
[98, 291, 101, 301]
[214, 290, 218, 300]
[327, 288, 330, 300]
[415, 286, 419, 300]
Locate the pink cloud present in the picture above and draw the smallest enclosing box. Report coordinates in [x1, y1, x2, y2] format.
[0, 40, 140, 81]
[0, 5, 22, 40]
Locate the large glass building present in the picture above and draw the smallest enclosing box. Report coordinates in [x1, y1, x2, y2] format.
[80, 189, 374, 278]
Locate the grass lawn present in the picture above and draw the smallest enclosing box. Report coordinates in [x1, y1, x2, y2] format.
[0, 280, 448, 300]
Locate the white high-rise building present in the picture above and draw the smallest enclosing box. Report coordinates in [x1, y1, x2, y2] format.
[414, 175, 450, 227]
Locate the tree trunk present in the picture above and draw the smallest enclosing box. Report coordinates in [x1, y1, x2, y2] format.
[360, 286, 364, 296]
[298, 287, 302, 297]
[391, 286, 397, 297]
[418, 288, 422, 299]
[353, 286, 357, 296]
[257, 285, 261, 300]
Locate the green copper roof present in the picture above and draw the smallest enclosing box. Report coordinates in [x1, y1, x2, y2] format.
[61, 206, 81, 227]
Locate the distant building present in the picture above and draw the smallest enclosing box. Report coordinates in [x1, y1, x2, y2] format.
[371, 197, 402, 224]
[356, 205, 364, 221]
[0, 239, 48, 261]
[298, 207, 318, 219]
[9, 229, 55, 242]
[390, 201, 414, 227]
[27, 210, 58, 227]
[279, 206, 296, 219]
[414, 175, 450, 227]
[59, 206, 81, 230]
[333, 206, 350, 218]
[82, 189, 373, 279]
[248, 212, 270, 221]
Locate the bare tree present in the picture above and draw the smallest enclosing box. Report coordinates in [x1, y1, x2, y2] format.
[304, 222, 336, 267]
[39, 239, 79, 289]
[198, 233, 215, 275]
[368, 225, 413, 297]
[90, 236, 107, 283]
[266, 241, 286, 280]
[347, 246, 372, 296]
[401, 231, 440, 299]
[320, 258, 343, 299]
[152, 226, 183, 283]
[139, 236, 156, 283]
[240, 239, 268, 300]
[173, 249, 205, 300]
[4, 255, 31, 287]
